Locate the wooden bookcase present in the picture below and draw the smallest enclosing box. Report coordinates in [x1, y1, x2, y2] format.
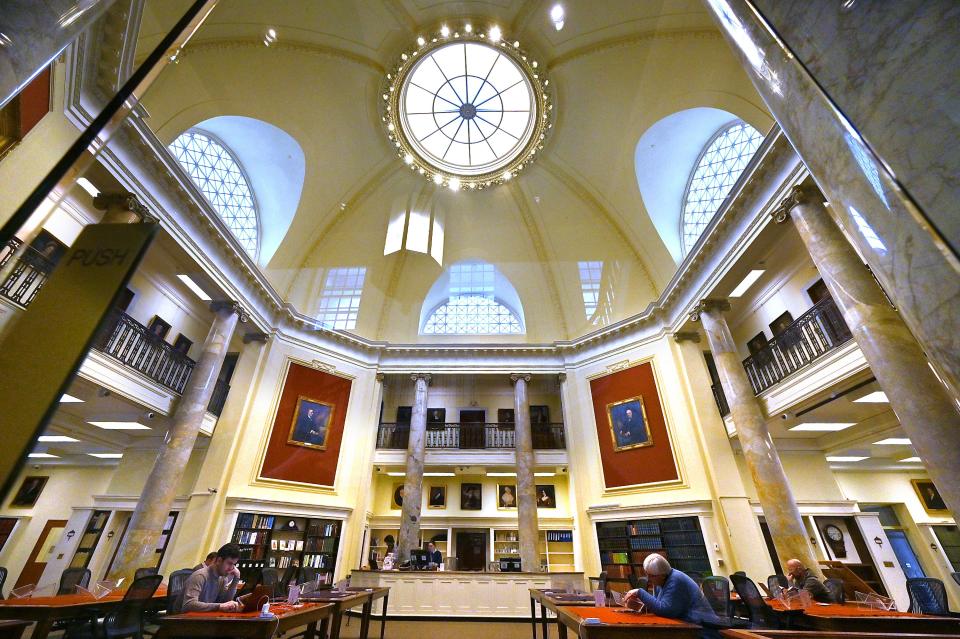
[596, 516, 710, 582]
[492, 529, 573, 572]
[231, 512, 341, 576]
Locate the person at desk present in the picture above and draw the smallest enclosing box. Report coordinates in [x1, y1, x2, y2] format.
[192, 551, 218, 571]
[785, 558, 831, 603]
[624, 555, 718, 632]
[426, 542, 442, 568]
[181, 543, 243, 612]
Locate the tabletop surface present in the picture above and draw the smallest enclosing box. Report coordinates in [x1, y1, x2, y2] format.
[531, 590, 597, 605]
[558, 606, 699, 628]
[163, 602, 333, 621]
[0, 588, 167, 608]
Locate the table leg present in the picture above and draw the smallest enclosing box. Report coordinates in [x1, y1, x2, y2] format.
[329, 610, 342, 639]
[359, 601, 371, 639]
[540, 602, 549, 639]
[31, 618, 54, 639]
[303, 621, 317, 639]
[379, 594, 389, 639]
[556, 620, 567, 639]
[319, 617, 329, 639]
[530, 597, 538, 639]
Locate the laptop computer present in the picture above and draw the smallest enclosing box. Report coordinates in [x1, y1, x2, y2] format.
[239, 585, 272, 613]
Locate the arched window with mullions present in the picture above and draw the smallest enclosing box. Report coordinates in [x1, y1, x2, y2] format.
[681, 121, 763, 254]
[421, 261, 524, 335]
[169, 129, 260, 258]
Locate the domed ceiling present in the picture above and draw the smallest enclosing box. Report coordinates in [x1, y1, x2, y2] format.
[135, 0, 771, 343]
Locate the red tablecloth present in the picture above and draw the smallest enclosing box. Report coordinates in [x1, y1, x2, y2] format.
[562, 606, 692, 626]
[0, 586, 167, 607]
[803, 603, 927, 618]
[180, 603, 324, 619]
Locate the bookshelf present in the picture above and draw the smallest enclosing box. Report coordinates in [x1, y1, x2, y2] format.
[596, 516, 710, 582]
[492, 529, 573, 572]
[70, 510, 110, 569]
[231, 512, 341, 575]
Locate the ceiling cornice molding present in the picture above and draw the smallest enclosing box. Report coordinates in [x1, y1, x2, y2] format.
[547, 27, 723, 70]
[538, 157, 658, 294]
[382, 0, 418, 35]
[510, 0, 543, 40]
[176, 37, 386, 74]
[507, 181, 570, 337]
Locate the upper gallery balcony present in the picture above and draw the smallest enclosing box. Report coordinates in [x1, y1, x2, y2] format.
[376, 422, 566, 450]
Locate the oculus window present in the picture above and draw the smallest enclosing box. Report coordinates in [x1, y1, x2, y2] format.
[400, 42, 536, 176]
[422, 262, 523, 335]
[681, 121, 762, 253]
[169, 130, 259, 257]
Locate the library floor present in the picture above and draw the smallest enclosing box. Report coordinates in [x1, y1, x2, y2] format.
[337, 619, 532, 639]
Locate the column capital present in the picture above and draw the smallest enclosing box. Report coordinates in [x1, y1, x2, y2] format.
[557, 372, 567, 383]
[689, 299, 731, 322]
[510, 373, 532, 384]
[375, 373, 386, 382]
[210, 300, 248, 323]
[93, 192, 153, 221]
[410, 373, 432, 385]
[673, 331, 702, 344]
[771, 183, 824, 223]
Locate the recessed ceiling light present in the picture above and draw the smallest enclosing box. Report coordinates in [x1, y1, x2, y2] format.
[728, 270, 766, 298]
[386, 472, 406, 477]
[487, 472, 517, 477]
[417, 36, 425, 46]
[28, 453, 59, 458]
[899, 457, 922, 463]
[488, 26, 502, 43]
[550, 4, 565, 30]
[464, 23, 472, 33]
[854, 391, 889, 403]
[38, 435, 79, 443]
[60, 394, 84, 403]
[789, 422, 856, 432]
[825, 456, 869, 462]
[874, 438, 911, 445]
[440, 25, 450, 38]
[176, 274, 212, 301]
[76, 177, 100, 197]
[88, 453, 123, 459]
[534, 472, 556, 477]
[87, 421, 151, 430]
[423, 472, 455, 477]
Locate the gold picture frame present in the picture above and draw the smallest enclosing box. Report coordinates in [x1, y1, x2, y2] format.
[912, 479, 948, 515]
[391, 482, 405, 510]
[286, 395, 334, 451]
[497, 484, 517, 509]
[427, 485, 446, 509]
[606, 395, 653, 452]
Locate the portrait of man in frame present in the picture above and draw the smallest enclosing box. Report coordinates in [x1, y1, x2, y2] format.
[606, 396, 653, 451]
[287, 395, 334, 450]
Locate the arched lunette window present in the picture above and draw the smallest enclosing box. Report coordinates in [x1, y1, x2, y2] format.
[421, 262, 524, 335]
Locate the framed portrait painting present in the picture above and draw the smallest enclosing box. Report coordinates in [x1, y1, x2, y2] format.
[147, 316, 171, 340]
[460, 483, 482, 510]
[497, 484, 517, 509]
[606, 396, 652, 451]
[391, 483, 405, 510]
[912, 479, 948, 514]
[428, 485, 446, 509]
[536, 485, 556, 508]
[10, 476, 48, 507]
[287, 396, 334, 450]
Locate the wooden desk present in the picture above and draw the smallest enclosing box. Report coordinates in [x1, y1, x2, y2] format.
[0, 620, 32, 639]
[156, 602, 333, 639]
[553, 605, 700, 639]
[798, 603, 960, 634]
[529, 589, 595, 639]
[301, 591, 373, 639]
[0, 590, 166, 639]
[723, 631, 960, 638]
[348, 587, 389, 639]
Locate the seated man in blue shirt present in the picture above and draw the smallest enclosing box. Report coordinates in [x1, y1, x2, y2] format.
[624, 554, 719, 635]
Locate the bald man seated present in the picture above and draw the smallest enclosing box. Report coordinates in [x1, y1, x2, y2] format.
[624, 554, 719, 635]
[785, 559, 832, 603]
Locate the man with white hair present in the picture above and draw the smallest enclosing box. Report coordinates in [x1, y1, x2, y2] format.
[624, 554, 718, 631]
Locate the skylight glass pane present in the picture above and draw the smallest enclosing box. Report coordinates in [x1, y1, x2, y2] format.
[423, 295, 522, 335]
[578, 261, 603, 320]
[317, 267, 366, 330]
[169, 130, 259, 258]
[681, 121, 763, 254]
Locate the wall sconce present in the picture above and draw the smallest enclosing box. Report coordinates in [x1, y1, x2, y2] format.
[873, 536, 883, 549]
[107, 530, 115, 539]
[65, 530, 76, 540]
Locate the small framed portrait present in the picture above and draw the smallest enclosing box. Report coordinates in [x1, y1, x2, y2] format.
[530, 405, 550, 424]
[172, 334, 193, 355]
[497, 408, 515, 424]
[536, 485, 556, 508]
[391, 483, 406, 510]
[426, 408, 446, 424]
[287, 396, 334, 450]
[768, 311, 794, 337]
[147, 316, 171, 340]
[460, 483, 482, 510]
[10, 476, 48, 507]
[912, 479, 948, 514]
[606, 396, 653, 451]
[28, 229, 67, 266]
[498, 484, 517, 509]
[428, 485, 446, 509]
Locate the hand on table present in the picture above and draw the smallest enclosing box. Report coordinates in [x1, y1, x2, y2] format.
[219, 600, 242, 612]
[623, 589, 643, 610]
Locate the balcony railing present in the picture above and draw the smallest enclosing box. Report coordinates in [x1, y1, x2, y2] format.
[711, 383, 730, 417]
[741, 296, 853, 394]
[376, 422, 566, 450]
[94, 310, 196, 393]
[0, 237, 56, 308]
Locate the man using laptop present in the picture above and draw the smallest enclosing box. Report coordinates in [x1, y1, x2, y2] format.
[181, 543, 243, 612]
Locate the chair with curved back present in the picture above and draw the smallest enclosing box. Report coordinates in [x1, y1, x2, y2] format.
[823, 577, 845, 604]
[0, 567, 7, 598]
[58, 568, 92, 595]
[952, 573, 960, 589]
[237, 567, 262, 596]
[166, 568, 195, 615]
[702, 576, 749, 629]
[685, 571, 704, 586]
[730, 573, 780, 629]
[627, 574, 648, 591]
[260, 568, 280, 597]
[66, 575, 163, 639]
[906, 577, 952, 615]
[597, 571, 609, 595]
[133, 567, 158, 581]
[766, 574, 787, 597]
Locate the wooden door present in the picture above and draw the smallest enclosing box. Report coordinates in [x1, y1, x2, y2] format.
[455, 532, 486, 571]
[459, 410, 486, 449]
[15, 519, 67, 588]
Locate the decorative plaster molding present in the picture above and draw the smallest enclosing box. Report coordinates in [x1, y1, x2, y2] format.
[689, 298, 731, 322]
[673, 331, 701, 343]
[509, 373, 533, 384]
[547, 29, 724, 69]
[772, 182, 823, 223]
[175, 38, 385, 74]
[310, 360, 337, 374]
[607, 359, 632, 372]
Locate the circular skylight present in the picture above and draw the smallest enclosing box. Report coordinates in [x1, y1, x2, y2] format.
[398, 41, 538, 178]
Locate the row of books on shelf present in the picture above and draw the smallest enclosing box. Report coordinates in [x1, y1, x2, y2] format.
[597, 526, 628, 539]
[661, 546, 708, 560]
[237, 513, 275, 530]
[307, 522, 339, 537]
[598, 539, 630, 551]
[304, 553, 333, 569]
[275, 555, 296, 569]
[306, 538, 337, 553]
[662, 531, 708, 546]
[235, 530, 268, 545]
[629, 537, 664, 550]
[600, 550, 664, 565]
[546, 531, 573, 542]
[272, 539, 304, 552]
[627, 522, 662, 536]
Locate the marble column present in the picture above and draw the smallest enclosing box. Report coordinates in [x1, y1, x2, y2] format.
[511, 373, 540, 572]
[108, 301, 243, 582]
[702, 0, 960, 401]
[397, 373, 430, 563]
[775, 184, 960, 519]
[692, 300, 820, 576]
[93, 192, 151, 224]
